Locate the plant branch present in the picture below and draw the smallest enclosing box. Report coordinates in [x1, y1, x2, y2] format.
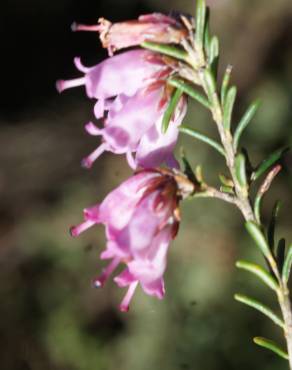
[183, 31, 292, 367]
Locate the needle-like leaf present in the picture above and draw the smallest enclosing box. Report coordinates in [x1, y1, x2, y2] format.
[282, 244, 292, 284]
[234, 294, 284, 329]
[268, 200, 281, 250]
[235, 153, 247, 188]
[209, 36, 219, 76]
[195, 0, 207, 49]
[223, 86, 237, 131]
[251, 147, 288, 181]
[161, 88, 183, 133]
[236, 260, 279, 292]
[245, 222, 271, 260]
[253, 337, 288, 360]
[233, 100, 260, 151]
[141, 41, 188, 62]
[180, 126, 225, 156]
[168, 78, 211, 109]
[221, 65, 232, 106]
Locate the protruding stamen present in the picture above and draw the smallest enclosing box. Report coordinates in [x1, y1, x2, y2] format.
[56, 77, 86, 93]
[94, 257, 120, 288]
[119, 281, 139, 312]
[74, 57, 90, 73]
[81, 143, 108, 169]
[70, 219, 95, 237]
[71, 22, 102, 32]
[85, 122, 103, 136]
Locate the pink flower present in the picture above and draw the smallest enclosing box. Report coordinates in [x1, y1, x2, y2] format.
[72, 13, 188, 56]
[56, 50, 160, 99]
[57, 50, 187, 169]
[70, 169, 194, 311]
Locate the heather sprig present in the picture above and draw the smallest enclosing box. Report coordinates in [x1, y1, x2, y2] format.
[141, 0, 292, 365]
[57, 1, 292, 367]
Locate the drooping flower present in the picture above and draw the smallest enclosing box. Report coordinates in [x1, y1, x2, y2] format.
[56, 50, 160, 99]
[57, 49, 187, 169]
[70, 168, 194, 311]
[72, 13, 188, 56]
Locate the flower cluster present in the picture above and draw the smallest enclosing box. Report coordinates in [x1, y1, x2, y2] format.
[58, 13, 193, 310]
[57, 13, 188, 170]
[71, 169, 194, 311]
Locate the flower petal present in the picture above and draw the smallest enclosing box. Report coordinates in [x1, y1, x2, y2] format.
[99, 170, 159, 230]
[135, 97, 187, 168]
[82, 50, 162, 99]
[102, 87, 163, 152]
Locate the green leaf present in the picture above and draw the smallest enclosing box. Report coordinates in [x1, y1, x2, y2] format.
[209, 36, 219, 76]
[276, 238, 286, 274]
[282, 244, 292, 284]
[233, 100, 260, 151]
[168, 78, 211, 109]
[223, 86, 237, 131]
[236, 260, 279, 291]
[235, 153, 247, 188]
[179, 126, 225, 156]
[195, 165, 203, 183]
[251, 147, 289, 181]
[219, 174, 233, 187]
[253, 337, 288, 360]
[180, 149, 198, 185]
[234, 294, 284, 329]
[203, 68, 217, 103]
[141, 41, 188, 61]
[254, 195, 262, 225]
[161, 88, 183, 133]
[254, 165, 282, 224]
[203, 8, 211, 55]
[241, 147, 253, 176]
[268, 200, 281, 250]
[195, 0, 207, 48]
[221, 65, 232, 105]
[220, 185, 234, 194]
[245, 221, 271, 260]
[209, 36, 219, 63]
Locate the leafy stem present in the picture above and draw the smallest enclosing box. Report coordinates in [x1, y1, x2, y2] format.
[142, 1, 291, 365]
[182, 0, 292, 366]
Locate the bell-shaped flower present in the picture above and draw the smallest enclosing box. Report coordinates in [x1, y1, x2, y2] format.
[70, 168, 194, 311]
[56, 49, 162, 98]
[72, 13, 188, 55]
[57, 49, 187, 169]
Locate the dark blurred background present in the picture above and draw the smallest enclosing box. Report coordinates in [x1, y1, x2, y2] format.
[1, 0, 292, 369]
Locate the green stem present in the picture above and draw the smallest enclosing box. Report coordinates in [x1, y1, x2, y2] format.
[278, 285, 292, 369]
[187, 40, 292, 368]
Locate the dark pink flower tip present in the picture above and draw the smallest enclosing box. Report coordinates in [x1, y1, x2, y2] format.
[93, 258, 120, 288]
[81, 144, 108, 169]
[81, 158, 92, 169]
[71, 22, 102, 32]
[119, 304, 129, 313]
[71, 22, 78, 32]
[119, 281, 138, 312]
[56, 80, 65, 93]
[69, 226, 78, 237]
[93, 279, 104, 288]
[70, 220, 95, 237]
